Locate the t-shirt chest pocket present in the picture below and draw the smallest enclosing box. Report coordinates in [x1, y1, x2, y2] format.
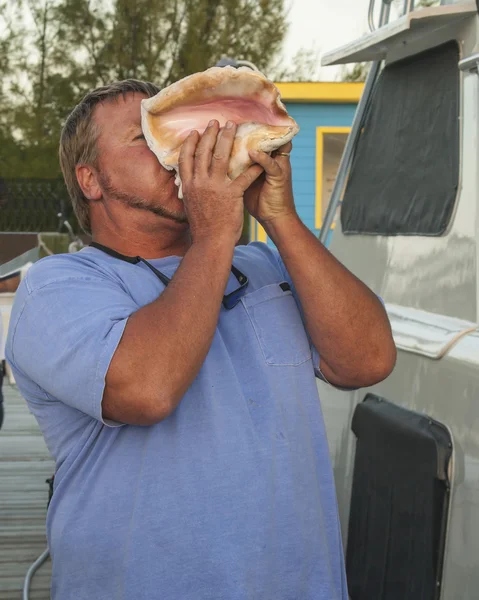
[241, 283, 312, 366]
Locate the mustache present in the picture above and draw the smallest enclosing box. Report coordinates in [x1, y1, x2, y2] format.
[97, 173, 188, 224]
[124, 195, 188, 224]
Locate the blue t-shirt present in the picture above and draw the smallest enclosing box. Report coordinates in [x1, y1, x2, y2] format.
[7, 242, 347, 600]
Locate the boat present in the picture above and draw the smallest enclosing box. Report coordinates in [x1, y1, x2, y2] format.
[319, 1, 479, 597]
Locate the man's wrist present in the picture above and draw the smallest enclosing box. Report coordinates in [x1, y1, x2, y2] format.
[190, 234, 236, 258]
[262, 211, 303, 245]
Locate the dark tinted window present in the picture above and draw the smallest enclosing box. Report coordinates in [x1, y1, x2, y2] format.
[341, 42, 460, 236]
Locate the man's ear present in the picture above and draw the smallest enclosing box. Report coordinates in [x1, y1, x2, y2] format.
[76, 164, 102, 201]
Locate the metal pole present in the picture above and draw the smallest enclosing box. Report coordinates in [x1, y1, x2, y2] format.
[369, 0, 393, 35]
[23, 549, 50, 600]
[319, 5, 390, 244]
[368, 0, 377, 31]
[380, 1, 391, 25]
[458, 52, 479, 72]
[319, 61, 381, 243]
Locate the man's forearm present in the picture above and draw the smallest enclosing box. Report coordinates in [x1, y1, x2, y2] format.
[264, 214, 396, 388]
[103, 238, 236, 425]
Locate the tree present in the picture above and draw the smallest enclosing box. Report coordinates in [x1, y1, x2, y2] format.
[51, 0, 288, 87]
[416, 0, 440, 7]
[270, 48, 321, 82]
[392, 0, 439, 13]
[0, 0, 81, 177]
[0, 0, 291, 180]
[340, 62, 369, 83]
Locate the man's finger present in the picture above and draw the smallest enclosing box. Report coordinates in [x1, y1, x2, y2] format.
[194, 120, 220, 175]
[273, 141, 293, 156]
[210, 121, 237, 175]
[178, 130, 199, 183]
[232, 164, 264, 192]
[249, 150, 282, 177]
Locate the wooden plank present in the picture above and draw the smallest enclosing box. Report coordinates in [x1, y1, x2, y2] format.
[0, 384, 54, 599]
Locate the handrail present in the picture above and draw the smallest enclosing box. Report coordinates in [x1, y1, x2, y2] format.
[368, 0, 415, 32]
[368, 0, 377, 31]
[23, 548, 50, 600]
[380, 1, 393, 27]
[405, 0, 416, 16]
[458, 52, 479, 71]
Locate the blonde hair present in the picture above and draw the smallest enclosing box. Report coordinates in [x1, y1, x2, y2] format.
[59, 80, 160, 233]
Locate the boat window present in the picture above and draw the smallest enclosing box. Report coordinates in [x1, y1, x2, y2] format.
[340, 42, 459, 236]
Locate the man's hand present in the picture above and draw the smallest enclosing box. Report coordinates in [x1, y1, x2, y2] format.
[244, 142, 296, 225]
[179, 120, 264, 244]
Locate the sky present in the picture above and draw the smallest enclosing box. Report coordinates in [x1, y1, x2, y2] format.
[282, 0, 373, 80]
[3, 0, 401, 82]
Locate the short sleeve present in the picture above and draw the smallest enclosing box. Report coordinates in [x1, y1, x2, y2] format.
[270, 246, 379, 389]
[270, 246, 354, 386]
[7, 274, 138, 424]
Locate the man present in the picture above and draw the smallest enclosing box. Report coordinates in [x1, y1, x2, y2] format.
[6, 79, 396, 600]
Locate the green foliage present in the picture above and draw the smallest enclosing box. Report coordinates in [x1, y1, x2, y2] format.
[0, 0, 289, 181]
[270, 48, 321, 82]
[392, 0, 440, 13]
[416, 0, 440, 7]
[340, 62, 369, 83]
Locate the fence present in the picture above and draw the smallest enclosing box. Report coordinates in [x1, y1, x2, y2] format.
[0, 179, 78, 233]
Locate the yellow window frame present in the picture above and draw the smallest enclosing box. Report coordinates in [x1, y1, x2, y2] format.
[315, 126, 351, 230]
[249, 215, 267, 243]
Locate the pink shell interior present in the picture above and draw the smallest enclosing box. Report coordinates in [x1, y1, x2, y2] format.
[147, 95, 293, 141]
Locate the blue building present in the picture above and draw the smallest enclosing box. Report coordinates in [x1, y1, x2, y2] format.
[249, 82, 363, 245]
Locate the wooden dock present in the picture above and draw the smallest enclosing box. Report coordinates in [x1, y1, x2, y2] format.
[0, 383, 54, 599]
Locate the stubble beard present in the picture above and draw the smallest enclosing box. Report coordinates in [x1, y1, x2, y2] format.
[98, 172, 188, 224]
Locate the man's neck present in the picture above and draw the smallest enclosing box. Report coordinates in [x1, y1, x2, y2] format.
[91, 221, 192, 260]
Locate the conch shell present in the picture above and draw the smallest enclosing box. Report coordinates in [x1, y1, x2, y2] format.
[141, 66, 299, 197]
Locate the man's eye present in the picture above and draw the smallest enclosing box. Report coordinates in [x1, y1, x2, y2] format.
[134, 133, 145, 141]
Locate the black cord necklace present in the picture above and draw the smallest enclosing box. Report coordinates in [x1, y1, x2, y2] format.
[90, 242, 249, 310]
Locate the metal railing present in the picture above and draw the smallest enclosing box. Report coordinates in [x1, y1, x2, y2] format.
[0, 179, 78, 233]
[368, 0, 461, 31]
[369, 0, 394, 31]
[369, 0, 398, 31]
